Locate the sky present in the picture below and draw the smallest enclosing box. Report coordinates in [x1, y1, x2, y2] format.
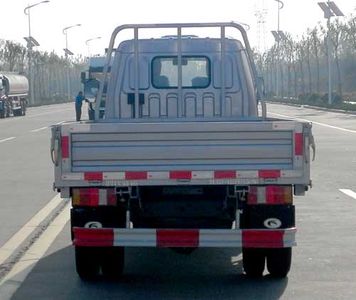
[1, 0, 355, 57]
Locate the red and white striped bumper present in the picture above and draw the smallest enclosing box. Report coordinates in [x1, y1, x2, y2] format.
[73, 227, 296, 248]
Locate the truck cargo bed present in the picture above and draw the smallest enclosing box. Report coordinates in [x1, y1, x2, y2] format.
[52, 118, 312, 189]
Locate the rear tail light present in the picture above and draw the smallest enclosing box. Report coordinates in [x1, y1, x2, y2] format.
[72, 188, 116, 206]
[294, 132, 303, 155]
[61, 136, 69, 159]
[247, 186, 293, 205]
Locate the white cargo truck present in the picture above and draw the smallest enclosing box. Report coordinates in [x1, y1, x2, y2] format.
[51, 23, 314, 280]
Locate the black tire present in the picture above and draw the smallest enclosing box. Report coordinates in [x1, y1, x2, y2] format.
[21, 100, 26, 116]
[75, 246, 100, 280]
[266, 248, 292, 278]
[100, 247, 125, 279]
[242, 248, 266, 277]
[13, 109, 20, 117]
[5, 101, 10, 117]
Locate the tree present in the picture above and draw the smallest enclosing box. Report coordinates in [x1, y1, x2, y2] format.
[260, 12, 356, 102]
[2, 41, 26, 72]
[0, 39, 86, 104]
[296, 42, 306, 96]
[329, 19, 344, 96]
[344, 15, 356, 53]
[309, 27, 322, 93]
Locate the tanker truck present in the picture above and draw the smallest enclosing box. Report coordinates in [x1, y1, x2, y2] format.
[0, 73, 29, 118]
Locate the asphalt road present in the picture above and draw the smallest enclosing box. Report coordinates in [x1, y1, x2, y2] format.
[1, 102, 356, 299]
[0, 103, 80, 247]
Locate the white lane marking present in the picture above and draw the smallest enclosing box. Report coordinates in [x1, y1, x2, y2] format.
[269, 112, 356, 134]
[0, 137, 16, 143]
[339, 189, 356, 199]
[30, 126, 48, 133]
[0, 203, 70, 297]
[0, 195, 62, 266]
[55, 121, 65, 125]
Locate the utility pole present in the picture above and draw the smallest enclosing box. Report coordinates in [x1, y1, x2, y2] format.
[24, 1, 50, 106]
[274, 0, 284, 99]
[318, 1, 344, 105]
[85, 37, 102, 57]
[63, 24, 81, 101]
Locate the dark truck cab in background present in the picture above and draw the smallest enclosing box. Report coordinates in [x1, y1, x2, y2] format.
[80, 56, 109, 120]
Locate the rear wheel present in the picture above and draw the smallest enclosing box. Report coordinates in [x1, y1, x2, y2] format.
[266, 248, 292, 278]
[75, 246, 100, 280]
[21, 100, 26, 116]
[5, 101, 10, 117]
[100, 247, 125, 279]
[242, 248, 265, 277]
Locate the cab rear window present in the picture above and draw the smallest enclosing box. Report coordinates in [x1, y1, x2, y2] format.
[152, 56, 210, 89]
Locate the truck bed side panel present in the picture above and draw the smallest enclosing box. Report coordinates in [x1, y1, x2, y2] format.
[54, 120, 310, 187]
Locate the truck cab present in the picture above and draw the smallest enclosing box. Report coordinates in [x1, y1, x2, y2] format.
[103, 36, 258, 120]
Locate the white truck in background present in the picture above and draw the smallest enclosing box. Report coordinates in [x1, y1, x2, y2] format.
[51, 22, 315, 280]
[0, 73, 28, 118]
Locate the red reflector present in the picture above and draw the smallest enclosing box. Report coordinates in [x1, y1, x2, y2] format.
[247, 186, 258, 204]
[169, 171, 192, 180]
[73, 228, 114, 247]
[266, 186, 285, 204]
[84, 172, 103, 181]
[259, 170, 281, 178]
[79, 188, 99, 206]
[295, 133, 303, 155]
[214, 170, 236, 179]
[125, 171, 147, 180]
[247, 186, 292, 205]
[107, 188, 117, 206]
[72, 188, 117, 207]
[61, 136, 69, 159]
[242, 230, 284, 248]
[157, 230, 199, 247]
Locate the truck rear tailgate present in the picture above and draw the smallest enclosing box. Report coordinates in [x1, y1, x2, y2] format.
[52, 120, 312, 187]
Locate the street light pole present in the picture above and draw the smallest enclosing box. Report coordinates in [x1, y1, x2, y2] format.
[327, 9, 332, 105]
[24, 0, 50, 106]
[63, 24, 81, 101]
[274, 0, 284, 99]
[85, 37, 102, 57]
[317, 1, 344, 105]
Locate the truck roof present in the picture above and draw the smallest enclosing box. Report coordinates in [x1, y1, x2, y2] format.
[116, 37, 244, 54]
[88, 56, 106, 67]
